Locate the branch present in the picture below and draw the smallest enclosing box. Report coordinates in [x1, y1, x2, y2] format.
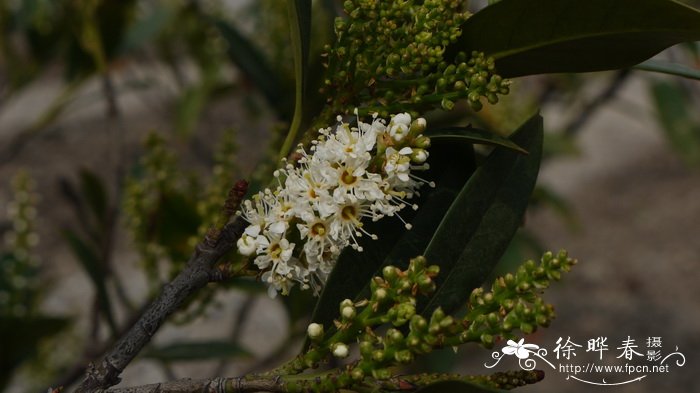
[564, 69, 631, 136]
[74, 217, 247, 392]
[105, 377, 285, 393]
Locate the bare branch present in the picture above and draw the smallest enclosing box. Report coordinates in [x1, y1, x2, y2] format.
[106, 377, 285, 393]
[74, 217, 247, 392]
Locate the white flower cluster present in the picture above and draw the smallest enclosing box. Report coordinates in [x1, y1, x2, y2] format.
[237, 112, 433, 297]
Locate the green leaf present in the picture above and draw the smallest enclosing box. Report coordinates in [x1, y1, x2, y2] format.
[308, 140, 476, 337]
[79, 168, 109, 228]
[153, 192, 202, 260]
[457, 0, 700, 77]
[415, 380, 505, 393]
[62, 229, 117, 335]
[279, 0, 312, 159]
[650, 80, 700, 165]
[419, 114, 543, 317]
[120, 5, 172, 54]
[143, 341, 251, 362]
[427, 126, 528, 154]
[213, 18, 289, 119]
[635, 60, 700, 81]
[0, 316, 70, 390]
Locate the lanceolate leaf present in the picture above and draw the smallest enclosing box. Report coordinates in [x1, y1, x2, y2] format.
[419, 114, 543, 317]
[79, 169, 109, 228]
[427, 126, 528, 154]
[63, 229, 117, 336]
[636, 60, 700, 81]
[0, 316, 70, 390]
[650, 80, 700, 166]
[213, 18, 289, 119]
[279, 0, 312, 159]
[457, 0, 700, 77]
[308, 140, 476, 335]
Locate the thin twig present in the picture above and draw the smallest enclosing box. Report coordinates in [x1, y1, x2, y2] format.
[564, 69, 632, 136]
[74, 217, 247, 392]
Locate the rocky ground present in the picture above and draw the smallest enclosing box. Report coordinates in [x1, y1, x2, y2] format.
[1, 69, 698, 393]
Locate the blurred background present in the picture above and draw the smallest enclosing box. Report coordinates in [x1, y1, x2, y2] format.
[1, 1, 699, 392]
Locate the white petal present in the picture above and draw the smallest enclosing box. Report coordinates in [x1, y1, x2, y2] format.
[269, 221, 288, 234]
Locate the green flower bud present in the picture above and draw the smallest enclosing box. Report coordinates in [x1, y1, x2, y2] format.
[387, 328, 404, 343]
[394, 349, 414, 364]
[409, 118, 427, 136]
[414, 135, 431, 149]
[481, 333, 495, 347]
[372, 368, 392, 380]
[411, 148, 429, 164]
[360, 340, 374, 357]
[351, 368, 365, 381]
[441, 97, 455, 111]
[410, 315, 428, 332]
[383, 265, 398, 281]
[374, 287, 388, 302]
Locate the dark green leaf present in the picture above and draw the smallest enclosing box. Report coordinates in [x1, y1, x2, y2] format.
[213, 18, 289, 119]
[0, 316, 69, 390]
[415, 380, 505, 393]
[308, 140, 476, 337]
[650, 80, 700, 165]
[143, 341, 251, 361]
[79, 168, 109, 228]
[153, 191, 201, 260]
[427, 126, 528, 154]
[279, 0, 312, 159]
[282, 286, 318, 323]
[635, 59, 700, 81]
[419, 114, 543, 317]
[174, 83, 210, 136]
[63, 229, 117, 335]
[120, 5, 172, 54]
[457, 0, 700, 77]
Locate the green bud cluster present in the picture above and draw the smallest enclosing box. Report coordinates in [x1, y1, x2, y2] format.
[321, 0, 510, 116]
[282, 251, 574, 392]
[0, 171, 41, 317]
[464, 250, 577, 347]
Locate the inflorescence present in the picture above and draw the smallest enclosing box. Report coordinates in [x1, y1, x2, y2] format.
[237, 112, 433, 297]
[273, 251, 575, 392]
[322, 0, 510, 115]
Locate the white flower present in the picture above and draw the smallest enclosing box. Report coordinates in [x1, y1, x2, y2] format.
[236, 225, 260, 256]
[384, 147, 413, 183]
[254, 233, 295, 271]
[237, 111, 432, 297]
[388, 112, 412, 142]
